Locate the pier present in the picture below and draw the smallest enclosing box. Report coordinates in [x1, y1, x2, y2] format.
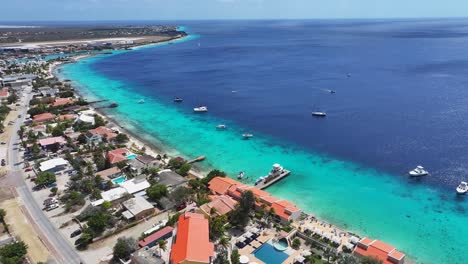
[255, 169, 290, 190]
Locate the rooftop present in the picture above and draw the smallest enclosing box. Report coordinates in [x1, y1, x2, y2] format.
[38, 136, 66, 146]
[39, 158, 69, 171]
[119, 177, 150, 194]
[354, 238, 405, 264]
[155, 169, 188, 188]
[33, 113, 55, 122]
[199, 195, 237, 216]
[88, 126, 118, 140]
[51, 97, 73, 107]
[107, 147, 131, 164]
[138, 226, 174, 248]
[122, 196, 154, 217]
[96, 167, 122, 181]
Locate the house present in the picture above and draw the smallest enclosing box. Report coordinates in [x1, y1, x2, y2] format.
[94, 187, 128, 205]
[39, 158, 69, 172]
[96, 167, 123, 182]
[122, 196, 156, 221]
[37, 86, 59, 97]
[138, 226, 174, 248]
[170, 213, 214, 264]
[57, 114, 77, 121]
[33, 113, 55, 123]
[0, 88, 9, 99]
[87, 126, 118, 144]
[51, 98, 73, 107]
[208, 177, 302, 223]
[154, 169, 188, 191]
[107, 148, 131, 164]
[38, 136, 67, 150]
[354, 238, 405, 264]
[136, 155, 160, 168]
[119, 177, 151, 195]
[31, 124, 46, 135]
[76, 112, 95, 125]
[198, 195, 237, 218]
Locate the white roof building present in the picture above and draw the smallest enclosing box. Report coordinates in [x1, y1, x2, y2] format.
[76, 113, 95, 125]
[39, 158, 69, 171]
[119, 178, 150, 194]
[100, 187, 128, 202]
[122, 196, 154, 219]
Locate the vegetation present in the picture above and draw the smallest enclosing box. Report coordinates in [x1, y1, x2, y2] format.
[35, 171, 56, 186]
[115, 133, 129, 143]
[209, 215, 228, 241]
[361, 256, 383, 264]
[0, 241, 28, 264]
[147, 184, 168, 201]
[169, 186, 192, 206]
[112, 237, 137, 262]
[231, 249, 240, 264]
[201, 169, 226, 186]
[177, 163, 191, 176]
[94, 114, 106, 128]
[230, 190, 254, 227]
[292, 238, 301, 249]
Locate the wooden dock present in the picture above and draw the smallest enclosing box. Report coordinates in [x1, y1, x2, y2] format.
[187, 155, 206, 164]
[255, 170, 291, 190]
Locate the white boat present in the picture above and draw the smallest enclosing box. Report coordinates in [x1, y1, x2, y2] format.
[456, 181, 468, 194]
[193, 106, 208, 112]
[312, 111, 327, 117]
[242, 133, 253, 139]
[409, 166, 429, 177]
[238, 171, 244, 179]
[216, 124, 226, 129]
[254, 163, 291, 189]
[138, 99, 145, 104]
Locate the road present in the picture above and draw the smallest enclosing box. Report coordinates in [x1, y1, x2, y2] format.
[6, 86, 83, 264]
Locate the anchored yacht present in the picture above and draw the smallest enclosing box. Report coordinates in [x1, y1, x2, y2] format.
[193, 106, 208, 112]
[456, 181, 468, 195]
[409, 166, 429, 177]
[312, 111, 327, 117]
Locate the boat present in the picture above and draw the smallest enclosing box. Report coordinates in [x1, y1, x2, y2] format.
[408, 166, 429, 177]
[330, 90, 336, 94]
[109, 102, 119, 108]
[242, 133, 253, 139]
[456, 181, 468, 194]
[174, 97, 183, 103]
[312, 111, 327, 117]
[138, 99, 145, 104]
[216, 124, 226, 129]
[238, 171, 245, 179]
[254, 164, 291, 190]
[193, 106, 208, 112]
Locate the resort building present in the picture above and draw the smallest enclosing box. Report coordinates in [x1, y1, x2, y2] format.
[138, 226, 174, 248]
[32, 113, 55, 123]
[38, 136, 67, 150]
[51, 97, 73, 107]
[39, 158, 69, 172]
[76, 112, 95, 125]
[170, 213, 214, 264]
[354, 238, 406, 264]
[208, 176, 302, 223]
[106, 148, 132, 164]
[198, 195, 237, 218]
[96, 167, 123, 182]
[87, 126, 118, 144]
[122, 196, 156, 221]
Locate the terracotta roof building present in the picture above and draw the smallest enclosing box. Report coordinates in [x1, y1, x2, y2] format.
[96, 167, 122, 181]
[170, 213, 214, 264]
[33, 113, 55, 123]
[138, 226, 174, 248]
[199, 195, 237, 217]
[106, 148, 131, 164]
[88, 126, 118, 140]
[0, 88, 9, 98]
[51, 98, 73, 107]
[57, 114, 77, 121]
[354, 238, 405, 264]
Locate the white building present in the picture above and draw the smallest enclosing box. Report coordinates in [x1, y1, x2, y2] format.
[39, 158, 69, 172]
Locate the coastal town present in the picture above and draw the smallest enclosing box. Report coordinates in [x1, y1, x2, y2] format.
[0, 29, 407, 264]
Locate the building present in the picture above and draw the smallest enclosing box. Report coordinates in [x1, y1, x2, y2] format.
[198, 195, 237, 218]
[91, 187, 128, 206]
[0, 88, 9, 99]
[32, 113, 55, 123]
[138, 226, 174, 248]
[107, 148, 132, 164]
[208, 177, 302, 223]
[119, 177, 151, 195]
[57, 114, 77, 121]
[96, 167, 123, 182]
[87, 126, 118, 144]
[354, 238, 405, 264]
[37, 86, 59, 97]
[122, 196, 156, 221]
[39, 158, 69, 172]
[2, 74, 36, 89]
[38, 136, 67, 150]
[76, 112, 95, 125]
[154, 169, 188, 191]
[170, 213, 214, 264]
[51, 98, 73, 107]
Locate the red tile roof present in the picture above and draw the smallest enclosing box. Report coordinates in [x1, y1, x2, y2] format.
[354, 238, 405, 264]
[89, 126, 118, 140]
[170, 213, 214, 264]
[200, 195, 237, 216]
[57, 114, 76, 121]
[138, 226, 174, 248]
[33, 113, 55, 123]
[96, 167, 122, 181]
[51, 98, 73, 107]
[0, 88, 9, 98]
[38, 136, 66, 146]
[106, 148, 130, 164]
[208, 177, 239, 195]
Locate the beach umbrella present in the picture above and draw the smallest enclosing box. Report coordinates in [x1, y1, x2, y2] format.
[237, 236, 246, 243]
[239, 255, 249, 264]
[244, 231, 254, 238]
[301, 250, 312, 257]
[294, 255, 306, 263]
[250, 227, 259, 234]
[349, 236, 359, 244]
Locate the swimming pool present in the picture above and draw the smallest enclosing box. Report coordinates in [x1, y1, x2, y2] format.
[112, 176, 127, 184]
[126, 154, 137, 160]
[253, 243, 289, 264]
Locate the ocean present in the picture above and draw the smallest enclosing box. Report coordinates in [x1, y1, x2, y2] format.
[58, 19, 468, 264]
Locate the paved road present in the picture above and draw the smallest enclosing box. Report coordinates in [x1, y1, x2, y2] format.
[6, 87, 83, 264]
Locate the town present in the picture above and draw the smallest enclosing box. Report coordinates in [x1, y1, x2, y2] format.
[0, 39, 406, 264]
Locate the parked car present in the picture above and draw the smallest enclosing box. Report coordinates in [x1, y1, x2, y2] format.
[0, 142, 6, 145]
[46, 203, 59, 211]
[43, 197, 58, 206]
[24, 167, 33, 172]
[47, 182, 57, 188]
[70, 229, 82, 238]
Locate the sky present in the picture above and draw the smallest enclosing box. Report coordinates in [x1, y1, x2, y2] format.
[1, 0, 468, 21]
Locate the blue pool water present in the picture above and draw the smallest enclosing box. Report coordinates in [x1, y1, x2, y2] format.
[112, 176, 127, 184]
[254, 243, 289, 264]
[126, 154, 137, 160]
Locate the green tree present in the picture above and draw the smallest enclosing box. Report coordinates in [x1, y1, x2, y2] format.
[0, 209, 5, 223]
[147, 184, 168, 201]
[361, 256, 383, 264]
[214, 248, 229, 264]
[35, 171, 56, 186]
[94, 114, 106, 128]
[113, 237, 137, 261]
[177, 163, 191, 176]
[115, 133, 129, 143]
[7, 94, 18, 104]
[169, 186, 192, 205]
[209, 215, 227, 241]
[0, 241, 28, 264]
[50, 187, 58, 195]
[158, 240, 167, 256]
[77, 133, 87, 144]
[231, 249, 240, 264]
[230, 190, 254, 227]
[292, 238, 301, 249]
[87, 211, 110, 235]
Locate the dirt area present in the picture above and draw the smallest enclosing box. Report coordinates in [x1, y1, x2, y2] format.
[0, 107, 19, 143]
[0, 188, 53, 263]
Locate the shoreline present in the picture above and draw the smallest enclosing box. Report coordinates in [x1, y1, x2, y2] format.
[51, 34, 420, 263]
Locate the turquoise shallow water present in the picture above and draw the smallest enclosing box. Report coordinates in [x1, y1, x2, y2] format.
[58, 35, 468, 264]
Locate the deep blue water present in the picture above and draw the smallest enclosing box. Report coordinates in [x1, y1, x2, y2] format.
[92, 19, 468, 190]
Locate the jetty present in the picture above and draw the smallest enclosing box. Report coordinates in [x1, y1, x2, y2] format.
[187, 155, 206, 164]
[254, 164, 291, 190]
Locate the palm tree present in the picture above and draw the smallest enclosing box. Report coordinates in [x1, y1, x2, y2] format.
[158, 240, 167, 256]
[218, 236, 230, 251]
[337, 254, 359, 264]
[323, 247, 337, 263]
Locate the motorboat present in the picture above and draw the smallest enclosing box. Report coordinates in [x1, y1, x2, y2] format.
[174, 97, 183, 103]
[138, 99, 145, 104]
[242, 133, 253, 139]
[238, 171, 245, 179]
[193, 106, 208, 112]
[409, 166, 429, 177]
[216, 124, 226, 129]
[312, 111, 327, 117]
[456, 181, 468, 195]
